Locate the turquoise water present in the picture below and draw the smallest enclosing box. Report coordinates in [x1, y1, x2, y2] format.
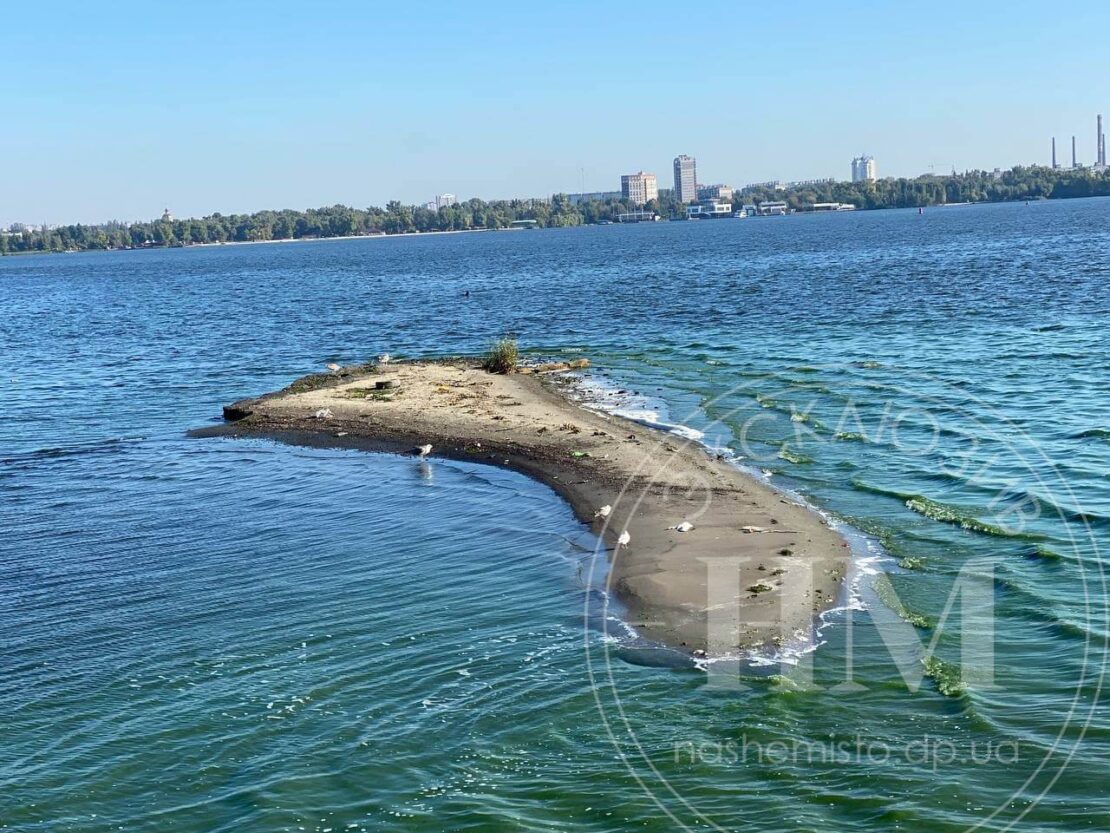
[2, 200, 1108, 831]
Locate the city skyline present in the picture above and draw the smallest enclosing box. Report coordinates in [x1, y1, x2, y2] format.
[3, 2, 1110, 225]
[10, 116, 1110, 231]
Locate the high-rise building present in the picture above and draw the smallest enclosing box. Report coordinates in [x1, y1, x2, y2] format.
[620, 172, 658, 206]
[851, 156, 877, 183]
[436, 194, 457, 209]
[673, 155, 697, 203]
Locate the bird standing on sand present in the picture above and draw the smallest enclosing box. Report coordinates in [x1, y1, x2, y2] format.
[326, 363, 341, 373]
[379, 353, 392, 365]
[617, 530, 630, 547]
[595, 505, 612, 519]
[413, 444, 433, 458]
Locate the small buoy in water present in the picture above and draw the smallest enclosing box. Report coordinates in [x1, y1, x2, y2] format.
[617, 530, 631, 546]
[595, 505, 612, 519]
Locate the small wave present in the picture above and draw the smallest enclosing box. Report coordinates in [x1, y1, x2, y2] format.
[851, 360, 884, 369]
[851, 480, 1043, 539]
[1, 436, 145, 465]
[613, 409, 706, 442]
[568, 375, 706, 442]
[850, 479, 915, 500]
[1027, 544, 1062, 561]
[874, 574, 931, 629]
[1032, 323, 1067, 332]
[778, 445, 811, 465]
[1073, 428, 1110, 440]
[905, 496, 1041, 539]
[833, 431, 868, 443]
[922, 655, 967, 697]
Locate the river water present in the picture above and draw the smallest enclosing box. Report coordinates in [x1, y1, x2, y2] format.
[2, 199, 1108, 831]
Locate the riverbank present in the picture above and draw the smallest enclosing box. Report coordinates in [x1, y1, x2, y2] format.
[197, 359, 849, 654]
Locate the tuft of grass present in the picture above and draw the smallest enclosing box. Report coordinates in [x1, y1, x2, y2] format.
[482, 337, 519, 374]
[346, 387, 398, 401]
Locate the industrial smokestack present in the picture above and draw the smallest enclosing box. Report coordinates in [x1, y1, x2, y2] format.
[1052, 137, 1058, 169]
[1073, 136, 1078, 168]
[1099, 115, 1106, 167]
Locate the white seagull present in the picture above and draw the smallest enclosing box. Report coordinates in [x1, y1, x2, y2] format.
[326, 362, 341, 373]
[668, 521, 694, 533]
[413, 444, 433, 458]
[314, 408, 333, 420]
[595, 505, 612, 519]
[379, 353, 393, 365]
[617, 530, 631, 547]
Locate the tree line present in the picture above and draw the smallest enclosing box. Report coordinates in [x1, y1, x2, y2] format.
[0, 196, 592, 254]
[3, 166, 1109, 254]
[739, 165, 1110, 211]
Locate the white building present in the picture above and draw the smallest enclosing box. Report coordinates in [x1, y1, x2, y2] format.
[620, 172, 658, 206]
[436, 194, 457, 209]
[686, 200, 732, 219]
[673, 155, 697, 204]
[697, 183, 733, 202]
[851, 156, 877, 183]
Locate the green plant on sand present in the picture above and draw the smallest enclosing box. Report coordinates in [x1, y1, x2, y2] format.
[483, 337, 519, 374]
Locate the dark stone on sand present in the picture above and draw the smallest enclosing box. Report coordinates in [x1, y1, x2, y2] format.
[222, 399, 257, 421]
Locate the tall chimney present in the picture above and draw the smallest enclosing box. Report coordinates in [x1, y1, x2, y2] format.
[1099, 115, 1105, 166]
[1073, 135, 1078, 168]
[1052, 137, 1058, 169]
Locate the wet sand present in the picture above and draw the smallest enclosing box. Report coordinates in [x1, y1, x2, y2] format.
[198, 360, 849, 654]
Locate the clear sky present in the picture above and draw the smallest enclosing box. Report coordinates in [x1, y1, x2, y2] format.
[3, 0, 1108, 225]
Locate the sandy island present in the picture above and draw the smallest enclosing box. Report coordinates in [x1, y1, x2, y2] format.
[197, 359, 849, 655]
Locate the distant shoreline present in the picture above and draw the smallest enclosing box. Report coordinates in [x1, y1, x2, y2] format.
[0, 226, 502, 256]
[189, 226, 497, 248]
[5, 193, 1109, 258]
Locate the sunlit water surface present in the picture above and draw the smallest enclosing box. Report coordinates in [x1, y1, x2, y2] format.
[2, 200, 1109, 831]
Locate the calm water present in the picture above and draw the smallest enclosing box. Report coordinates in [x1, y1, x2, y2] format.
[2, 200, 1109, 832]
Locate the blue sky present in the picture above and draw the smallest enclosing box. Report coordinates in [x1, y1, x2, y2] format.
[3, 0, 1108, 224]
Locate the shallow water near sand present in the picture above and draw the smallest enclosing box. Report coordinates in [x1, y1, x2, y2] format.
[2, 199, 1109, 831]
